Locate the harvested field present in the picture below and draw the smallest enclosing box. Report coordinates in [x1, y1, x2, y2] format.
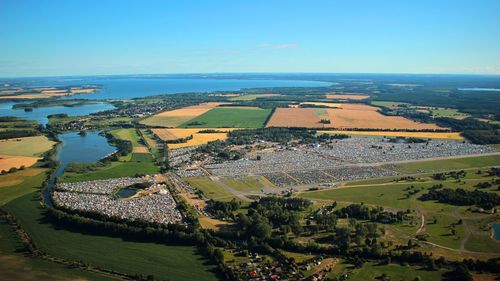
[0, 168, 44, 188]
[152, 128, 238, 149]
[0, 136, 56, 156]
[268, 104, 439, 130]
[169, 133, 229, 149]
[326, 107, 444, 130]
[0, 155, 40, 171]
[266, 108, 326, 128]
[140, 102, 228, 127]
[326, 93, 370, 100]
[317, 130, 463, 140]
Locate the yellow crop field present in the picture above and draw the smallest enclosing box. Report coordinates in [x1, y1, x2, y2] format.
[267, 103, 447, 131]
[0, 155, 40, 171]
[0, 168, 44, 188]
[325, 106, 444, 130]
[0, 136, 56, 156]
[140, 102, 230, 127]
[317, 130, 463, 140]
[152, 128, 238, 149]
[266, 108, 326, 128]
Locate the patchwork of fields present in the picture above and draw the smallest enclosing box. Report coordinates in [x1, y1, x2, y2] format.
[0, 136, 56, 171]
[140, 102, 228, 127]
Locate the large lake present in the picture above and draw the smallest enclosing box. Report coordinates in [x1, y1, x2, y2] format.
[54, 131, 116, 178]
[0, 78, 331, 124]
[0, 101, 115, 125]
[3, 77, 332, 100]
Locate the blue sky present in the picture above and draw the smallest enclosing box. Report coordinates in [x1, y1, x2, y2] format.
[1, 0, 500, 77]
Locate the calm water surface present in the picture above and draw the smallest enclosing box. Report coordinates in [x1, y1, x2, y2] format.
[54, 131, 116, 178]
[493, 223, 500, 240]
[4, 78, 332, 100]
[0, 102, 115, 125]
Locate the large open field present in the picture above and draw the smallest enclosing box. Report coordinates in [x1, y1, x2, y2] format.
[0, 218, 115, 281]
[60, 153, 159, 182]
[185, 176, 235, 201]
[266, 108, 326, 128]
[179, 107, 272, 128]
[140, 102, 227, 127]
[395, 154, 500, 174]
[152, 128, 237, 149]
[266, 104, 444, 130]
[0, 135, 56, 156]
[3, 191, 218, 281]
[325, 104, 444, 130]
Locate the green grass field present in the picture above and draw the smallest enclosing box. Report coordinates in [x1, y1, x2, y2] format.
[428, 107, 469, 118]
[222, 176, 263, 192]
[371, 101, 409, 108]
[109, 128, 144, 148]
[348, 262, 444, 281]
[60, 156, 159, 183]
[0, 168, 47, 205]
[140, 115, 196, 128]
[186, 176, 235, 201]
[0, 136, 56, 156]
[179, 107, 272, 128]
[396, 154, 500, 174]
[0, 218, 116, 281]
[3, 191, 218, 281]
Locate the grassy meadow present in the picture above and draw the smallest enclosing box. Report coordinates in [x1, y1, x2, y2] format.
[179, 107, 272, 128]
[185, 176, 235, 201]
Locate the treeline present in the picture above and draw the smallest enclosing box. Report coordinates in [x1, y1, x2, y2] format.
[0, 129, 38, 139]
[419, 188, 500, 209]
[435, 117, 500, 144]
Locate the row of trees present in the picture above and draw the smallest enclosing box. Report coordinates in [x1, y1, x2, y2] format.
[419, 188, 500, 209]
